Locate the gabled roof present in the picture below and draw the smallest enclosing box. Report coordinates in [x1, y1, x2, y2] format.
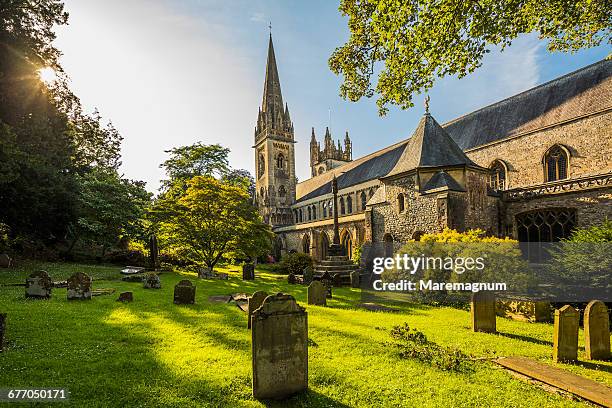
[444, 59, 612, 150]
[385, 113, 477, 178]
[422, 171, 465, 193]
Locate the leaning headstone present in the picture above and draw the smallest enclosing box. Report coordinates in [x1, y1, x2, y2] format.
[252, 293, 308, 399]
[584, 300, 610, 361]
[247, 291, 268, 329]
[174, 280, 196, 304]
[25, 270, 52, 299]
[320, 272, 333, 298]
[242, 263, 255, 280]
[67, 272, 92, 300]
[553, 305, 579, 363]
[471, 291, 496, 333]
[307, 281, 326, 306]
[0, 254, 12, 268]
[287, 273, 296, 284]
[117, 292, 133, 302]
[143, 273, 161, 289]
[350, 270, 360, 288]
[302, 266, 314, 285]
[0, 313, 5, 352]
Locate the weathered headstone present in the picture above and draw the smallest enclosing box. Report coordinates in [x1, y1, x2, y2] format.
[307, 281, 326, 306]
[67, 272, 92, 300]
[302, 266, 313, 285]
[471, 291, 496, 333]
[0, 313, 5, 352]
[553, 305, 579, 363]
[287, 273, 296, 284]
[320, 272, 332, 298]
[242, 263, 255, 280]
[247, 291, 268, 329]
[332, 273, 342, 287]
[25, 270, 52, 299]
[174, 280, 196, 304]
[117, 292, 133, 302]
[143, 273, 161, 289]
[584, 300, 610, 361]
[0, 254, 12, 268]
[350, 270, 360, 288]
[252, 293, 308, 399]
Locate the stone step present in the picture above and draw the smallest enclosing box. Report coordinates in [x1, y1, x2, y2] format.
[326, 256, 349, 261]
[314, 264, 359, 272]
[318, 260, 356, 267]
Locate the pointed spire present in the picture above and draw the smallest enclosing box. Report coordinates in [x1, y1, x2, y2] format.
[262, 34, 283, 116]
[324, 126, 331, 140]
[311, 127, 316, 142]
[344, 130, 350, 142]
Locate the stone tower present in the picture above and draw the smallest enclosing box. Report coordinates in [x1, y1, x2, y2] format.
[309, 127, 352, 177]
[254, 34, 296, 227]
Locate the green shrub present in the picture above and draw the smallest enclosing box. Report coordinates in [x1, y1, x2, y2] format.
[278, 252, 313, 275]
[352, 243, 363, 265]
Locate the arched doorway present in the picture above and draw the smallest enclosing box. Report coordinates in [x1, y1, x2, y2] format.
[320, 232, 330, 260]
[383, 233, 394, 258]
[301, 234, 310, 254]
[341, 229, 353, 259]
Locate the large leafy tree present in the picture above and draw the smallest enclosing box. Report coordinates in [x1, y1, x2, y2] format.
[329, 0, 611, 114]
[160, 143, 230, 192]
[151, 176, 272, 271]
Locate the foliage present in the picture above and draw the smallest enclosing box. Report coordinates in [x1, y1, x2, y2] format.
[103, 249, 147, 267]
[278, 252, 313, 275]
[151, 176, 272, 271]
[160, 143, 230, 192]
[222, 168, 255, 199]
[329, 0, 612, 114]
[0, 222, 10, 253]
[388, 323, 472, 372]
[352, 243, 363, 264]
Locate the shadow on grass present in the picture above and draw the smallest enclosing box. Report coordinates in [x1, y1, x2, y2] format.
[569, 360, 612, 374]
[260, 389, 351, 407]
[497, 331, 553, 347]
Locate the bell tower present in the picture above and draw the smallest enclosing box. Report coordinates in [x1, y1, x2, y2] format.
[254, 34, 296, 227]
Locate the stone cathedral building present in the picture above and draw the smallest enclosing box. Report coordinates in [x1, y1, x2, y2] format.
[254, 35, 612, 262]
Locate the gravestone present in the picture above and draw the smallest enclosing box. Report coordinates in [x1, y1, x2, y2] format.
[247, 291, 268, 329]
[553, 305, 579, 363]
[471, 291, 496, 333]
[252, 293, 307, 399]
[584, 300, 610, 361]
[307, 281, 326, 306]
[0, 254, 12, 268]
[287, 273, 296, 284]
[117, 292, 133, 302]
[320, 272, 332, 299]
[67, 272, 92, 300]
[302, 266, 313, 285]
[0, 313, 5, 352]
[143, 273, 161, 289]
[242, 264, 255, 280]
[350, 270, 360, 288]
[332, 273, 343, 287]
[25, 270, 52, 299]
[174, 280, 196, 304]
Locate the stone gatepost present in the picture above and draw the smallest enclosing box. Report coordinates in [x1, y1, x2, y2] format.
[553, 305, 579, 363]
[584, 300, 610, 361]
[242, 264, 255, 280]
[67, 272, 92, 300]
[25, 270, 52, 299]
[174, 280, 196, 304]
[471, 291, 496, 333]
[0, 313, 6, 352]
[307, 281, 326, 306]
[252, 293, 308, 400]
[248, 291, 268, 329]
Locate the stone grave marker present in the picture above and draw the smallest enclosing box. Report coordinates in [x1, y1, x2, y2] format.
[174, 280, 196, 304]
[143, 273, 161, 289]
[350, 270, 360, 288]
[302, 266, 313, 285]
[307, 281, 326, 306]
[553, 305, 579, 363]
[252, 293, 308, 399]
[0, 254, 12, 268]
[25, 270, 52, 299]
[584, 300, 610, 361]
[471, 291, 496, 333]
[332, 273, 343, 287]
[287, 273, 296, 284]
[117, 292, 133, 302]
[242, 263, 255, 280]
[0, 313, 5, 352]
[320, 272, 332, 298]
[67, 272, 92, 300]
[248, 291, 268, 329]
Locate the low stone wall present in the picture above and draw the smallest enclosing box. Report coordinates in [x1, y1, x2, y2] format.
[496, 297, 552, 323]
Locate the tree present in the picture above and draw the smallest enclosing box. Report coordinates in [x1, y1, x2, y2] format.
[329, 0, 612, 114]
[160, 143, 230, 192]
[151, 176, 272, 271]
[222, 169, 255, 200]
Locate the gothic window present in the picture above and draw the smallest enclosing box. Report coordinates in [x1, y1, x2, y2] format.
[489, 160, 507, 191]
[258, 154, 265, 178]
[516, 208, 576, 262]
[544, 145, 569, 182]
[347, 196, 353, 214]
[312, 205, 317, 219]
[397, 193, 405, 213]
[294, 210, 298, 223]
[278, 185, 286, 197]
[340, 197, 346, 215]
[307, 206, 312, 221]
[360, 192, 367, 210]
[328, 200, 333, 217]
[323, 203, 327, 218]
[276, 153, 285, 169]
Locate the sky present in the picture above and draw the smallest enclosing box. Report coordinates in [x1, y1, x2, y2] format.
[54, 0, 611, 192]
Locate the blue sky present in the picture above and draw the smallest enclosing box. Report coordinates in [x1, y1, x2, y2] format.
[54, 0, 610, 192]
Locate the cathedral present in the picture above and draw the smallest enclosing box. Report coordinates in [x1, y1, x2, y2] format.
[254, 34, 612, 262]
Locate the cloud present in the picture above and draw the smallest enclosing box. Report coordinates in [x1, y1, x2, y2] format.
[250, 12, 266, 23]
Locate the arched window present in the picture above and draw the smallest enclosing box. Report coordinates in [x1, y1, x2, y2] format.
[278, 185, 286, 197]
[294, 210, 298, 223]
[347, 196, 353, 214]
[544, 145, 569, 182]
[259, 187, 265, 201]
[312, 205, 317, 219]
[258, 154, 265, 178]
[328, 200, 333, 217]
[323, 203, 327, 218]
[397, 193, 405, 213]
[307, 206, 312, 221]
[276, 153, 284, 169]
[489, 160, 507, 191]
[340, 197, 346, 215]
[299, 209, 303, 223]
[360, 192, 367, 210]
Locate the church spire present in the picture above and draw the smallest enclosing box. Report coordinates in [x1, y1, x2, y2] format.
[262, 34, 283, 118]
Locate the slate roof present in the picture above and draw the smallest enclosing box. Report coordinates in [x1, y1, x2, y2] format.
[444, 59, 612, 150]
[421, 171, 466, 193]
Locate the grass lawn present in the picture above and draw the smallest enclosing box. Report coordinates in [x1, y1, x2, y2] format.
[0, 261, 610, 407]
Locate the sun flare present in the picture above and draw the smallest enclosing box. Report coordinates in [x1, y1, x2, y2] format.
[38, 67, 57, 84]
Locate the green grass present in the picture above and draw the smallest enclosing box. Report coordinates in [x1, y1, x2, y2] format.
[0, 261, 610, 407]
